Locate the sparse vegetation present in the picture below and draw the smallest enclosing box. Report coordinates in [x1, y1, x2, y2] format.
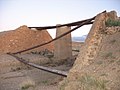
[20, 79, 35, 90]
[30, 50, 54, 58]
[100, 73, 108, 77]
[96, 61, 103, 65]
[103, 52, 116, 59]
[105, 18, 120, 27]
[104, 52, 112, 58]
[108, 59, 115, 63]
[116, 59, 120, 65]
[78, 74, 107, 90]
[41, 80, 48, 84]
[109, 39, 116, 44]
[117, 49, 120, 52]
[59, 79, 68, 90]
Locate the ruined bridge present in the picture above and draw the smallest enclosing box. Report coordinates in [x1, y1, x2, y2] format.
[7, 11, 109, 77]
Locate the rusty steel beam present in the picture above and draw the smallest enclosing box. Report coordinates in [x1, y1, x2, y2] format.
[28, 20, 94, 30]
[13, 17, 95, 54]
[12, 11, 106, 54]
[7, 53, 68, 77]
[28, 10, 106, 30]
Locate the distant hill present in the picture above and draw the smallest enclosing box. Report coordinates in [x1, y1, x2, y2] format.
[72, 35, 87, 42]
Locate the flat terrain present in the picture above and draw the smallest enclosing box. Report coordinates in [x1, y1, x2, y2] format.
[0, 54, 72, 90]
[0, 41, 81, 90]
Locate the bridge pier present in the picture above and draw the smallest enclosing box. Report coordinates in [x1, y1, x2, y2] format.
[54, 25, 72, 63]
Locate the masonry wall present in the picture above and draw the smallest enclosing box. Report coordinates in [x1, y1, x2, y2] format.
[59, 11, 120, 90]
[0, 25, 54, 54]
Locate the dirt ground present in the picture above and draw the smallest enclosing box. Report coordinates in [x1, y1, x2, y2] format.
[0, 54, 73, 90]
[0, 38, 81, 90]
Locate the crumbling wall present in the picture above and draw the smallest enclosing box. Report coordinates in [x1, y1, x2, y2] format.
[59, 11, 120, 90]
[0, 25, 54, 54]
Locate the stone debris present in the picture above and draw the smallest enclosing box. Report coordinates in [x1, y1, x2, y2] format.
[105, 26, 120, 35]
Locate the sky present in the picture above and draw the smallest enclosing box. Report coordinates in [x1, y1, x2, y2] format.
[0, 0, 120, 38]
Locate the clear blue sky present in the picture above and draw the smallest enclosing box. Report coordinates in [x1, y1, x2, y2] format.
[0, 0, 120, 38]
